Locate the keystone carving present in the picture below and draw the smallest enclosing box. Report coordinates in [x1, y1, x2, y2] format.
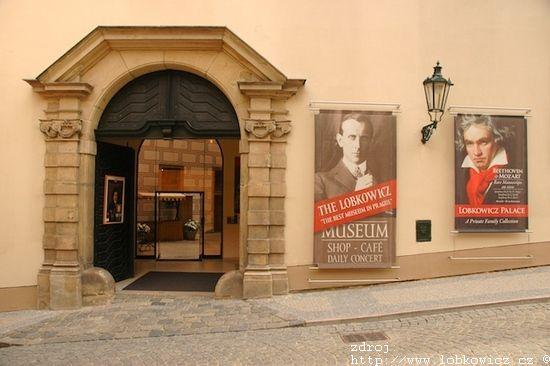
[245, 120, 276, 139]
[40, 119, 82, 139]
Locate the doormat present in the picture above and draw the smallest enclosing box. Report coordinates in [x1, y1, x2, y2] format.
[123, 271, 224, 292]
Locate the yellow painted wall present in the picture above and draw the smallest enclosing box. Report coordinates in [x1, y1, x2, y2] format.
[0, 0, 549, 287]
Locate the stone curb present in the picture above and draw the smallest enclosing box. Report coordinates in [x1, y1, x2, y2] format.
[301, 296, 550, 327]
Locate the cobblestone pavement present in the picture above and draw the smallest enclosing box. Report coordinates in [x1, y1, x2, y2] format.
[250, 266, 550, 323]
[0, 293, 302, 346]
[1, 301, 549, 365]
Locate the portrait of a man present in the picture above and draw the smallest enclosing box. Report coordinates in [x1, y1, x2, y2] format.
[315, 113, 375, 201]
[455, 115, 510, 205]
[103, 175, 125, 224]
[313, 109, 396, 268]
[454, 114, 528, 232]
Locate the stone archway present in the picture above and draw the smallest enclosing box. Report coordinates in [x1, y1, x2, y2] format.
[26, 26, 304, 309]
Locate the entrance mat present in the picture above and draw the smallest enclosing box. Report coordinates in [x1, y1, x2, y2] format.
[123, 271, 224, 292]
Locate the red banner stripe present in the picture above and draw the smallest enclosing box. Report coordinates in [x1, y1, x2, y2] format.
[314, 180, 397, 232]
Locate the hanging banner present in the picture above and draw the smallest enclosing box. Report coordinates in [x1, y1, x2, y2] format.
[314, 110, 396, 268]
[454, 114, 528, 232]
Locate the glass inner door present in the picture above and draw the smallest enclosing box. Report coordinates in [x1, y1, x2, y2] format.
[136, 139, 223, 259]
[156, 192, 203, 260]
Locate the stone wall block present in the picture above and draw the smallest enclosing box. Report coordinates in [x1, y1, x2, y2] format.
[44, 181, 78, 195]
[271, 270, 289, 295]
[248, 210, 270, 225]
[269, 210, 285, 226]
[43, 234, 78, 250]
[56, 223, 78, 236]
[249, 167, 270, 181]
[248, 225, 269, 239]
[162, 151, 178, 162]
[269, 226, 285, 239]
[270, 142, 286, 155]
[156, 139, 170, 148]
[42, 234, 57, 249]
[243, 272, 273, 299]
[269, 253, 285, 265]
[247, 182, 271, 197]
[44, 207, 78, 222]
[49, 268, 82, 310]
[55, 234, 78, 250]
[249, 141, 271, 154]
[248, 254, 269, 266]
[270, 168, 285, 184]
[270, 154, 286, 168]
[43, 249, 56, 265]
[55, 249, 79, 263]
[56, 167, 79, 181]
[247, 239, 270, 254]
[269, 197, 285, 211]
[44, 153, 80, 167]
[248, 197, 269, 211]
[37, 269, 51, 310]
[143, 150, 157, 161]
[248, 153, 271, 168]
[270, 183, 286, 197]
[270, 239, 285, 254]
[57, 141, 79, 154]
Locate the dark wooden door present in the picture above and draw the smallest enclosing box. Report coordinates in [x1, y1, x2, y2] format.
[94, 142, 135, 281]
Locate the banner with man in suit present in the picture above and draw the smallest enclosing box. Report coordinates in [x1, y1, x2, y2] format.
[314, 110, 396, 268]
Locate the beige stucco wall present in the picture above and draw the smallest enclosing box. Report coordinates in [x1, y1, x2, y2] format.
[0, 0, 549, 289]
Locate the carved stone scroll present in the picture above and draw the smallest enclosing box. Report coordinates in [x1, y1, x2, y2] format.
[40, 119, 82, 139]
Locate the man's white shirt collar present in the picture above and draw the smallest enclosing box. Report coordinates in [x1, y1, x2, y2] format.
[342, 159, 367, 176]
[461, 147, 508, 172]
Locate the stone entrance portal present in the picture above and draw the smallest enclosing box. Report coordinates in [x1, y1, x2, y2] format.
[26, 26, 304, 309]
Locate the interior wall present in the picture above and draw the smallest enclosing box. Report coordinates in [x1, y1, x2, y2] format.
[219, 139, 240, 260]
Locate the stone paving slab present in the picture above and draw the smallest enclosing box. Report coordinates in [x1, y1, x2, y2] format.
[250, 266, 550, 323]
[0, 292, 303, 346]
[0, 301, 548, 365]
[1, 266, 549, 350]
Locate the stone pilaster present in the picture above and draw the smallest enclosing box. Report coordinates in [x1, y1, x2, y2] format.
[28, 82, 93, 309]
[239, 81, 302, 298]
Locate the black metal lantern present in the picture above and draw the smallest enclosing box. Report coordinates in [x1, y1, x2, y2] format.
[421, 62, 453, 144]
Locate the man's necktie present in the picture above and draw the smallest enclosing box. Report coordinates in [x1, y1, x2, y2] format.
[354, 166, 364, 178]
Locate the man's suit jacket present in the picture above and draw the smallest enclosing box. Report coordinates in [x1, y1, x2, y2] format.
[315, 160, 368, 202]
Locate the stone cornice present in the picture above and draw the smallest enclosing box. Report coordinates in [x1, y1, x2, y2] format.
[29, 26, 302, 86]
[238, 80, 305, 100]
[24, 80, 93, 99]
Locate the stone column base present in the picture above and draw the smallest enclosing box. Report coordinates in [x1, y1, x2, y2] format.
[271, 268, 289, 295]
[49, 267, 82, 310]
[37, 269, 51, 310]
[243, 270, 273, 299]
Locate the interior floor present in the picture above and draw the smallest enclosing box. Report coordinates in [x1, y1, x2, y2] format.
[134, 258, 239, 277]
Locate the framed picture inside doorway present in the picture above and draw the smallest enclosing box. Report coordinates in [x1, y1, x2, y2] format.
[103, 175, 125, 224]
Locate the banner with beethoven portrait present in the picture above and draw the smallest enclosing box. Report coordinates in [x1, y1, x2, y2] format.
[314, 110, 396, 268]
[454, 114, 528, 232]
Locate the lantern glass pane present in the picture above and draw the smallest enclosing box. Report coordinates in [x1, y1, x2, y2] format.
[441, 83, 450, 111]
[434, 81, 445, 110]
[423, 82, 434, 110]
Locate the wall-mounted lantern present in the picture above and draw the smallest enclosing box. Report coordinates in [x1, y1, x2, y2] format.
[421, 62, 453, 144]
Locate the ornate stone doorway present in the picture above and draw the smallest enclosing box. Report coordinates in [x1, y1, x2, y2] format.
[26, 26, 304, 309]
